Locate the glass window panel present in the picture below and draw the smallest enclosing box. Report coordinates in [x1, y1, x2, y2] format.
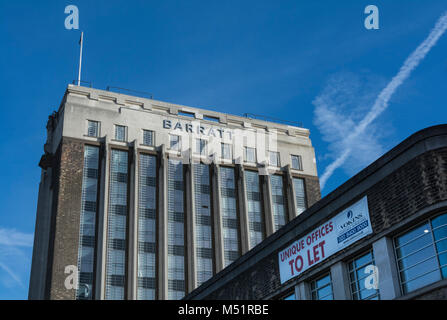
[76, 145, 99, 300]
[433, 226, 447, 243]
[397, 245, 436, 271]
[221, 143, 232, 160]
[115, 125, 126, 141]
[194, 164, 214, 287]
[395, 223, 430, 248]
[395, 216, 447, 294]
[87, 120, 99, 137]
[400, 257, 440, 283]
[105, 149, 128, 300]
[396, 233, 432, 258]
[291, 155, 302, 170]
[402, 269, 440, 294]
[354, 252, 373, 269]
[137, 154, 157, 300]
[170, 135, 181, 151]
[219, 167, 240, 267]
[245, 147, 256, 163]
[143, 130, 154, 146]
[196, 139, 207, 156]
[311, 273, 333, 300]
[292, 177, 306, 215]
[269, 151, 280, 167]
[349, 250, 379, 300]
[167, 159, 185, 299]
[431, 214, 447, 229]
[315, 274, 331, 288]
[317, 285, 332, 299]
[271, 175, 287, 232]
[245, 171, 264, 249]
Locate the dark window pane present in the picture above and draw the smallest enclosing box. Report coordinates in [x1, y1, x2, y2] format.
[431, 214, 447, 229]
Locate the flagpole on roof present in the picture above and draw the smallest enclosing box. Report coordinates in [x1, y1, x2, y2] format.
[77, 31, 84, 86]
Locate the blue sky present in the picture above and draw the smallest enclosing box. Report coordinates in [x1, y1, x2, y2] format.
[0, 0, 446, 299]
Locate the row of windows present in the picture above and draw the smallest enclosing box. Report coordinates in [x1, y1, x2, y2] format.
[284, 250, 380, 301]
[137, 154, 157, 300]
[87, 120, 155, 146]
[86, 120, 303, 170]
[170, 135, 303, 169]
[284, 212, 447, 300]
[82, 146, 307, 300]
[394, 213, 447, 294]
[105, 149, 129, 300]
[167, 159, 186, 300]
[194, 164, 214, 287]
[76, 145, 100, 300]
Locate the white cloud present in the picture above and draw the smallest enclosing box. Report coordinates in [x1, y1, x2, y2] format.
[0, 228, 33, 247]
[314, 11, 447, 190]
[0, 228, 34, 293]
[313, 72, 387, 179]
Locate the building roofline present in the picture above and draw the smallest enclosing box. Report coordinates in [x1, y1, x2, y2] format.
[63, 84, 310, 136]
[184, 124, 447, 300]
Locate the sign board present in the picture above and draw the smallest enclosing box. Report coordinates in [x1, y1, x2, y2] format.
[278, 196, 373, 284]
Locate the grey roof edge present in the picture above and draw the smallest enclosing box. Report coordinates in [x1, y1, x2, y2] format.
[184, 124, 447, 300]
[63, 84, 310, 135]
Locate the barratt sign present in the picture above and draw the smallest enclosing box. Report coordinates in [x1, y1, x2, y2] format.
[278, 196, 372, 284]
[163, 119, 232, 139]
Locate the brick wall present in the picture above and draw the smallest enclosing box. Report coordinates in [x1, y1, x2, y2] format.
[304, 175, 321, 208]
[201, 147, 447, 299]
[48, 139, 84, 299]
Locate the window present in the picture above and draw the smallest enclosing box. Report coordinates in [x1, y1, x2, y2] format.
[115, 125, 126, 142]
[245, 170, 264, 249]
[170, 135, 181, 151]
[221, 143, 232, 160]
[348, 250, 380, 300]
[137, 154, 157, 300]
[293, 177, 307, 215]
[195, 139, 207, 156]
[219, 167, 240, 267]
[87, 120, 99, 137]
[105, 149, 128, 300]
[394, 213, 447, 295]
[76, 145, 99, 300]
[143, 130, 154, 146]
[167, 159, 185, 299]
[310, 273, 333, 300]
[291, 155, 303, 171]
[271, 175, 287, 232]
[194, 164, 214, 286]
[269, 151, 280, 167]
[245, 147, 256, 163]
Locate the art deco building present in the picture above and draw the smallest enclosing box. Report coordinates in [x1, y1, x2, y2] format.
[28, 84, 320, 300]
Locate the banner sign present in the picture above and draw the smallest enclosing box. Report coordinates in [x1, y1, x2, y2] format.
[278, 196, 373, 284]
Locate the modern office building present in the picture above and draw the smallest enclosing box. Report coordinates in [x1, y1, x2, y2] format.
[28, 84, 321, 300]
[184, 125, 447, 300]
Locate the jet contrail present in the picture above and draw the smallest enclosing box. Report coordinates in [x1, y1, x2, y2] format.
[320, 11, 447, 189]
